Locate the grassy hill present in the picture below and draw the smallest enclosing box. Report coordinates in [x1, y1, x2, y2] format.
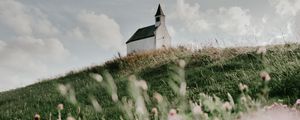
[0, 44, 300, 119]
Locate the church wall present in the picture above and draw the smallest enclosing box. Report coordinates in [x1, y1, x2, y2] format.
[127, 37, 155, 54]
[155, 25, 171, 48]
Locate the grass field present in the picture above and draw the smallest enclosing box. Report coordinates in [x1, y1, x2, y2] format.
[0, 44, 300, 119]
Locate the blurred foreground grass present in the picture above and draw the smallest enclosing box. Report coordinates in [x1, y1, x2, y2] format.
[0, 44, 300, 119]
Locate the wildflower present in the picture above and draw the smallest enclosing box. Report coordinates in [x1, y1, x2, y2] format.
[179, 82, 187, 96]
[242, 105, 300, 120]
[265, 103, 288, 110]
[57, 104, 64, 111]
[168, 109, 182, 120]
[260, 71, 271, 81]
[91, 97, 102, 112]
[69, 89, 78, 104]
[203, 113, 209, 119]
[90, 73, 103, 82]
[239, 83, 248, 91]
[66, 116, 76, 120]
[222, 102, 233, 111]
[240, 96, 247, 102]
[58, 84, 68, 96]
[136, 80, 148, 90]
[178, 59, 186, 68]
[151, 107, 158, 116]
[111, 93, 119, 102]
[77, 106, 81, 114]
[57, 104, 63, 120]
[192, 105, 203, 115]
[153, 92, 163, 103]
[136, 96, 146, 115]
[213, 118, 220, 120]
[34, 114, 40, 120]
[295, 99, 300, 105]
[256, 47, 267, 54]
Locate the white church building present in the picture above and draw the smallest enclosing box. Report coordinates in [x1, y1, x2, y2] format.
[126, 4, 171, 54]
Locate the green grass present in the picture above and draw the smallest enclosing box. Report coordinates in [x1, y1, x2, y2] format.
[0, 44, 300, 119]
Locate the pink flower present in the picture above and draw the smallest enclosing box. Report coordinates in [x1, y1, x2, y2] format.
[34, 114, 40, 120]
[192, 105, 203, 115]
[168, 109, 182, 120]
[222, 102, 233, 111]
[260, 71, 271, 81]
[296, 99, 300, 105]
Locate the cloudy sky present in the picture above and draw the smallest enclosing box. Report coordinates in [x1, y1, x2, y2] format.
[0, 0, 299, 91]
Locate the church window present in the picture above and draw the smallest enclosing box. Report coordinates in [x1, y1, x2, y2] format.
[156, 17, 160, 22]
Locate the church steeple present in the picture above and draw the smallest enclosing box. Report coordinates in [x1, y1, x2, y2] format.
[155, 4, 165, 27]
[155, 4, 165, 16]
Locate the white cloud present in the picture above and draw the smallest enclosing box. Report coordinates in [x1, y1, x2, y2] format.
[270, 0, 300, 16]
[296, 15, 300, 37]
[0, 0, 32, 35]
[218, 7, 252, 36]
[0, 36, 69, 90]
[174, 0, 212, 33]
[0, 40, 6, 51]
[173, 0, 255, 36]
[68, 10, 124, 51]
[0, 0, 59, 36]
[10, 36, 69, 62]
[0, 0, 69, 91]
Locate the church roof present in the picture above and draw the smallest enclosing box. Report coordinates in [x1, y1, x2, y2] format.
[155, 4, 165, 16]
[126, 25, 156, 44]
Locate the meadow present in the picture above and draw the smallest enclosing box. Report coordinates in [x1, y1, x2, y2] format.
[0, 44, 300, 119]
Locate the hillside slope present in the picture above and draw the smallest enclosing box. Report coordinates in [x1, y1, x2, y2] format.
[0, 45, 300, 119]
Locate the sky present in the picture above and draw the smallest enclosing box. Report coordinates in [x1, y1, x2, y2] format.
[0, 0, 300, 91]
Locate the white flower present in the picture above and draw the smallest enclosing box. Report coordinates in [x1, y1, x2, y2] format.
[151, 107, 158, 116]
[192, 105, 203, 115]
[136, 80, 148, 90]
[240, 96, 247, 102]
[178, 59, 186, 68]
[111, 93, 119, 102]
[256, 47, 267, 54]
[58, 84, 68, 96]
[57, 104, 64, 110]
[91, 97, 102, 112]
[90, 73, 103, 82]
[239, 83, 248, 91]
[136, 96, 147, 115]
[260, 71, 271, 81]
[34, 114, 40, 120]
[179, 82, 187, 96]
[66, 116, 76, 120]
[222, 102, 233, 111]
[153, 92, 163, 103]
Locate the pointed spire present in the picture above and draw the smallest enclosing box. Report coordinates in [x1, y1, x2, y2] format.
[155, 4, 165, 16]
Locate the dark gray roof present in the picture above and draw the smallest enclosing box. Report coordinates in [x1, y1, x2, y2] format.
[155, 4, 165, 16]
[126, 25, 156, 44]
